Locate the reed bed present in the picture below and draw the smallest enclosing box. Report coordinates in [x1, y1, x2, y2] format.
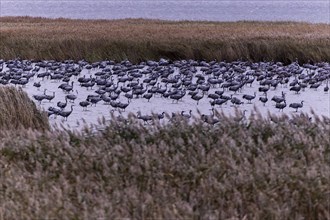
[0, 86, 49, 130]
[0, 17, 329, 63]
[0, 110, 329, 219]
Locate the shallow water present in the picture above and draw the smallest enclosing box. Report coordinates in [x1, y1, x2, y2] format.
[1, 59, 329, 130]
[1, 0, 329, 23]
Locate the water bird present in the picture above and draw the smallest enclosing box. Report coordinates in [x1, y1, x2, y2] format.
[310, 82, 321, 90]
[258, 85, 270, 94]
[88, 96, 102, 106]
[208, 93, 220, 100]
[117, 102, 129, 112]
[155, 112, 165, 120]
[48, 106, 61, 116]
[170, 91, 185, 103]
[44, 91, 55, 102]
[66, 93, 77, 103]
[259, 94, 268, 106]
[201, 114, 219, 125]
[124, 92, 133, 103]
[242, 92, 256, 104]
[137, 111, 153, 124]
[210, 98, 228, 107]
[275, 100, 286, 112]
[290, 85, 301, 94]
[231, 96, 244, 106]
[79, 101, 90, 111]
[324, 80, 329, 92]
[229, 84, 241, 94]
[58, 105, 74, 120]
[57, 97, 68, 110]
[271, 91, 286, 103]
[289, 101, 304, 112]
[59, 81, 74, 93]
[191, 93, 204, 105]
[214, 89, 225, 96]
[143, 93, 153, 102]
[33, 81, 41, 89]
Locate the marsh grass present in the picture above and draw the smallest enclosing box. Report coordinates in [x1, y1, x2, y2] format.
[0, 17, 329, 63]
[0, 109, 329, 219]
[0, 86, 49, 130]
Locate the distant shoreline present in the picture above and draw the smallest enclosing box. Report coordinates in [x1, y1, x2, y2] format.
[1, 16, 329, 64]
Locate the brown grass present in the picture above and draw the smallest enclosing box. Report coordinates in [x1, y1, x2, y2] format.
[0, 110, 329, 219]
[0, 86, 49, 130]
[0, 16, 329, 63]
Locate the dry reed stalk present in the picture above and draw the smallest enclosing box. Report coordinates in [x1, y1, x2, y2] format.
[0, 110, 329, 219]
[0, 17, 329, 63]
[0, 86, 49, 130]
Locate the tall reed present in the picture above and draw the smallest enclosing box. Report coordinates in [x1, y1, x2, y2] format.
[0, 86, 49, 130]
[1, 111, 329, 219]
[0, 17, 329, 63]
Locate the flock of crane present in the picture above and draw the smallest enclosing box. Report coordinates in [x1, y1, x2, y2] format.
[0, 58, 329, 126]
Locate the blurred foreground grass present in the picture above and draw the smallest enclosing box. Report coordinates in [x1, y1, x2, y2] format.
[0, 89, 329, 219]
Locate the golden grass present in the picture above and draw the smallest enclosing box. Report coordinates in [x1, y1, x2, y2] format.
[0, 110, 329, 219]
[0, 16, 329, 63]
[0, 86, 49, 130]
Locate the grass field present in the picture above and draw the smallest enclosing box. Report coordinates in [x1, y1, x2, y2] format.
[0, 16, 330, 63]
[0, 87, 329, 219]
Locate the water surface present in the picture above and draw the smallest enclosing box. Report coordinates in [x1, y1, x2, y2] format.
[1, 0, 329, 23]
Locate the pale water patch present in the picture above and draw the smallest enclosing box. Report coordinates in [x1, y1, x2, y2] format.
[1, 60, 329, 130]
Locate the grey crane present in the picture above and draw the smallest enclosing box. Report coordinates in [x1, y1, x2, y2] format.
[33, 81, 41, 90]
[324, 80, 329, 92]
[289, 101, 304, 112]
[259, 93, 268, 106]
[58, 105, 74, 120]
[231, 95, 244, 106]
[117, 102, 129, 112]
[137, 111, 153, 124]
[57, 97, 68, 110]
[201, 114, 219, 125]
[143, 93, 153, 102]
[66, 93, 77, 103]
[155, 112, 165, 120]
[44, 91, 55, 102]
[242, 92, 256, 104]
[290, 85, 301, 94]
[271, 91, 285, 103]
[191, 92, 204, 105]
[32, 94, 46, 105]
[275, 100, 286, 112]
[79, 101, 90, 111]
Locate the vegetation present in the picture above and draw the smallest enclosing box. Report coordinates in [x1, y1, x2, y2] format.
[0, 86, 49, 130]
[0, 105, 329, 219]
[0, 16, 329, 219]
[0, 16, 330, 63]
